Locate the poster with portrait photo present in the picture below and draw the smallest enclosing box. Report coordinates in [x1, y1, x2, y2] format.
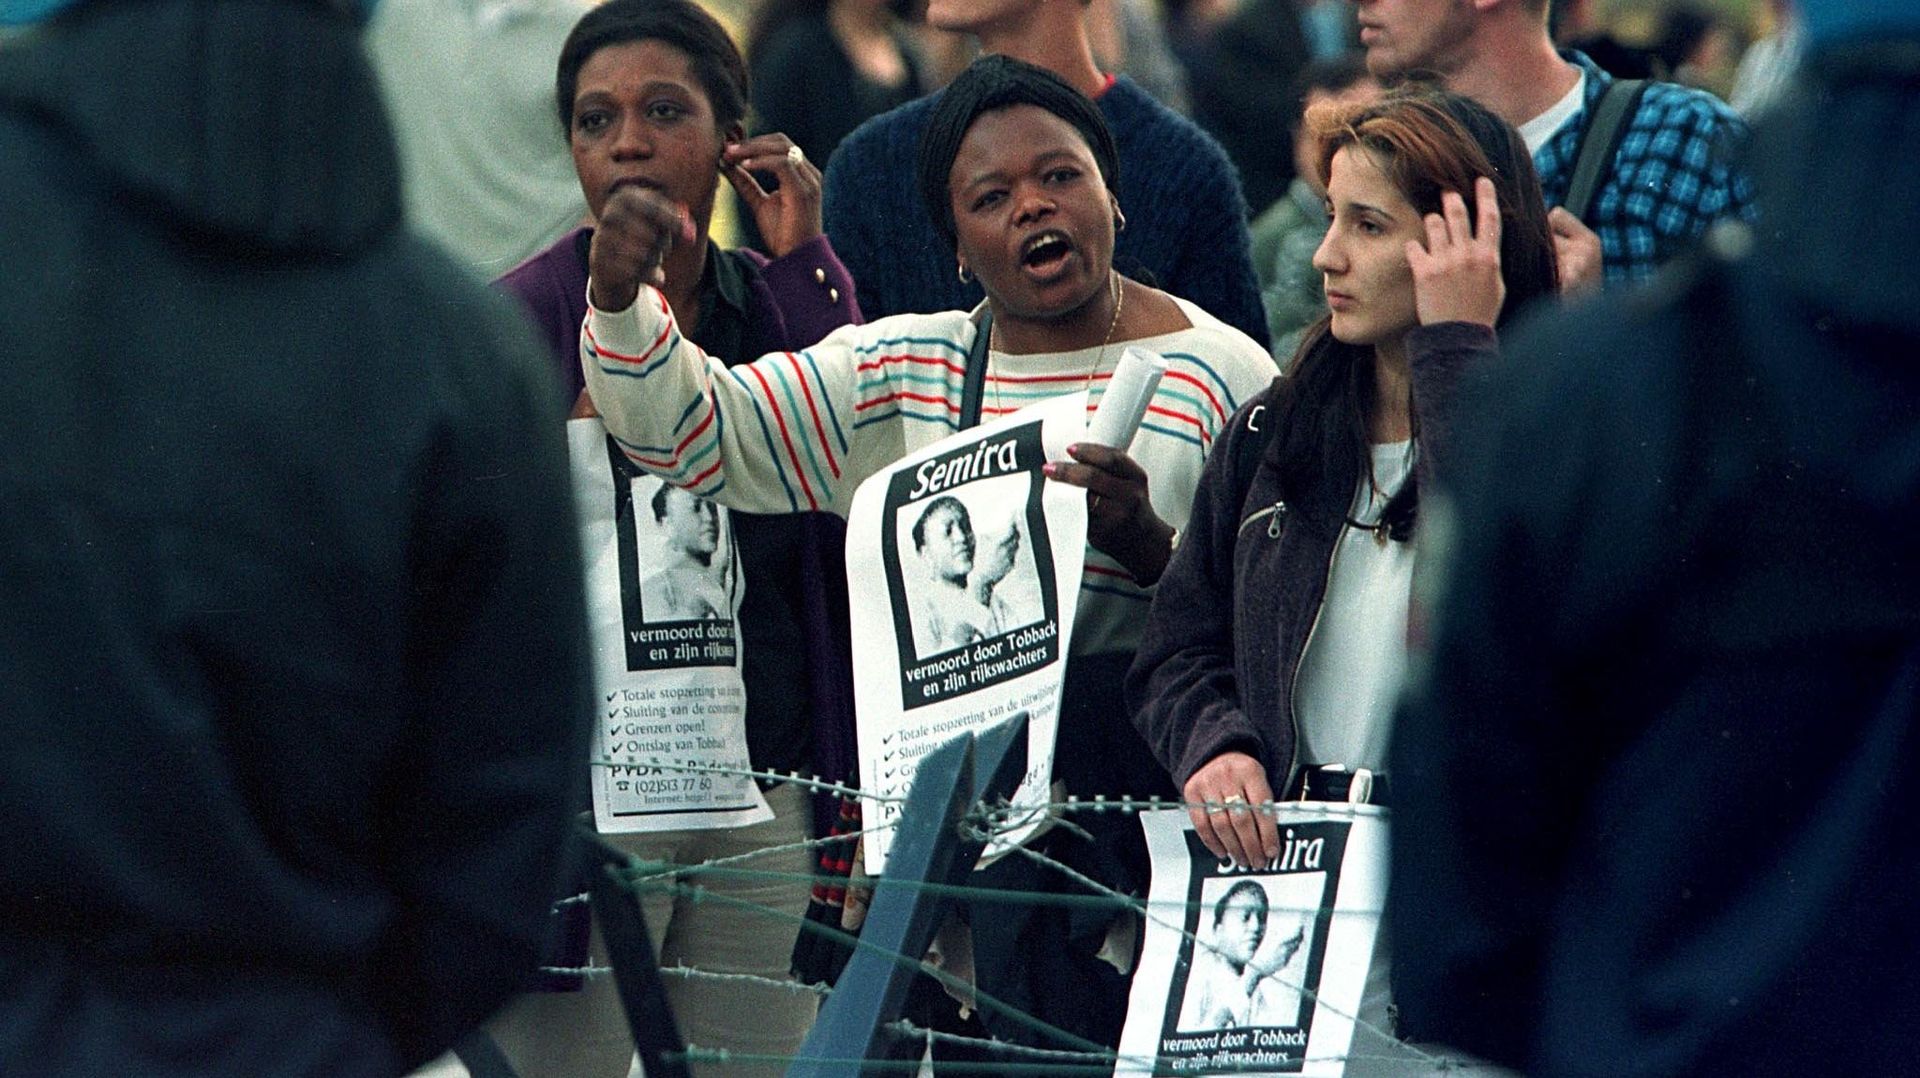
[1176, 871, 1327, 1034]
[621, 473, 737, 669]
[890, 470, 1053, 676]
[845, 393, 1089, 874]
[568, 420, 770, 835]
[1116, 807, 1389, 1077]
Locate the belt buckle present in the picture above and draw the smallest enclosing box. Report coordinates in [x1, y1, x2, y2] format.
[1300, 763, 1341, 804]
[1346, 768, 1374, 805]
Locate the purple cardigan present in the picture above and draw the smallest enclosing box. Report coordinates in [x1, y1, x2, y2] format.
[496, 228, 863, 839]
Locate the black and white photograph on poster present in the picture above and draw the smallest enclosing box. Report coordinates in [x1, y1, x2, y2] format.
[639, 482, 730, 622]
[881, 422, 1059, 708]
[844, 395, 1089, 874]
[1179, 873, 1323, 1033]
[568, 421, 770, 835]
[618, 470, 739, 671]
[1117, 807, 1389, 1077]
[892, 468, 1054, 675]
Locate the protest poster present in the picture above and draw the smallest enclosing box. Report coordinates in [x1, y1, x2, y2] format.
[1117, 807, 1389, 1076]
[845, 394, 1089, 874]
[568, 419, 771, 834]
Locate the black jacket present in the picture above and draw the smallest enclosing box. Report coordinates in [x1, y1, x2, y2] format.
[1127, 322, 1491, 792]
[0, 2, 592, 1074]
[1391, 46, 1920, 1076]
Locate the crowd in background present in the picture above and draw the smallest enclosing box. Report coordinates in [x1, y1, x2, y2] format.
[373, 0, 1802, 289]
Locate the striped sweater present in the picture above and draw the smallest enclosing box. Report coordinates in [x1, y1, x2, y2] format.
[583, 286, 1276, 656]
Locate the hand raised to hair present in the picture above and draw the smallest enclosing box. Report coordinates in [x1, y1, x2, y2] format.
[723, 133, 822, 260]
[1044, 442, 1176, 585]
[1406, 176, 1505, 328]
[587, 185, 696, 313]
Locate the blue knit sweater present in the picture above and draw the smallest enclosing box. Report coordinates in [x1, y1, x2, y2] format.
[823, 75, 1270, 350]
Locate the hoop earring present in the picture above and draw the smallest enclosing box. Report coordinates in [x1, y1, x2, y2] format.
[1114, 211, 1127, 234]
[957, 262, 973, 284]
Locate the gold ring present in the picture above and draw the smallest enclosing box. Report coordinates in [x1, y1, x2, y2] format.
[787, 145, 805, 167]
[1222, 794, 1247, 806]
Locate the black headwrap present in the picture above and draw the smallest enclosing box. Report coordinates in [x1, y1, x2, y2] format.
[914, 53, 1120, 250]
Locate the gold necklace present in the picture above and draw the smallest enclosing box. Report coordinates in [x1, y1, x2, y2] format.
[987, 271, 1125, 419]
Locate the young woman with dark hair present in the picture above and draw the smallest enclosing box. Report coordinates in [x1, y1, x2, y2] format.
[1126, 86, 1559, 1064]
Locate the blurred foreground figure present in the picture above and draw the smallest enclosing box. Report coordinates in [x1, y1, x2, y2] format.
[1392, 5, 1920, 1075]
[0, 1, 593, 1074]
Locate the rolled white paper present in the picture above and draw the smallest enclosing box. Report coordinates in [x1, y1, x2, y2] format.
[1084, 345, 1168, 451]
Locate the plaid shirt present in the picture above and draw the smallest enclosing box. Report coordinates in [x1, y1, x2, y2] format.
[1535, 50, 1756, 283]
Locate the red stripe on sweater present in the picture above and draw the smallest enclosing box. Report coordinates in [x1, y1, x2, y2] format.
[586, 292, 674, 365]
[855, 390, 961, 414]
[746, 365, 820, 510]
[854, 353, 967, 378]
[1163, 368, 1228, 422]
[783, 352, 840, 479]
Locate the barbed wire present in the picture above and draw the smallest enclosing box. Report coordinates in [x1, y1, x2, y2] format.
[661, 964, 834, 997]
[620, 818, 896, 884]
[886, 1020, 1128, 1064]
[547, 950, 1501, 1075]
[887, 1019, 1496, 1074]
[670, 1047, 1122, 1075]
[1039, 794, 1384, 816]
[639, 877, 1118, 1058]
[537, 964, 611, 978]
[671, 1044, 1496, 1075]
[624, 861, 1368, 919]
[586, 757, 907, 805]
[589, 756, 1384, 817]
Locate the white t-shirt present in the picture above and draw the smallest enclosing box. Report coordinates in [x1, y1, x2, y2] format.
[1291, 440, 1417, 773]
[1518, 69, 1588, 155]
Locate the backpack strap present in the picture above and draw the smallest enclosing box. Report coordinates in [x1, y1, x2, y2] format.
[1563, 78, 1647, 224]
[957, 307, 994, 431]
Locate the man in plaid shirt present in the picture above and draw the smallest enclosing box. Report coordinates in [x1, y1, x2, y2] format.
[1348, 0, 1755, 284]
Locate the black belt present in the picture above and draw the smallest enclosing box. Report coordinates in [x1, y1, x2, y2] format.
[1288, 765, 1389, 807]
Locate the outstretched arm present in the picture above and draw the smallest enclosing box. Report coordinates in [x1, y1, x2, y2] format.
[582, 187, 905, 517]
